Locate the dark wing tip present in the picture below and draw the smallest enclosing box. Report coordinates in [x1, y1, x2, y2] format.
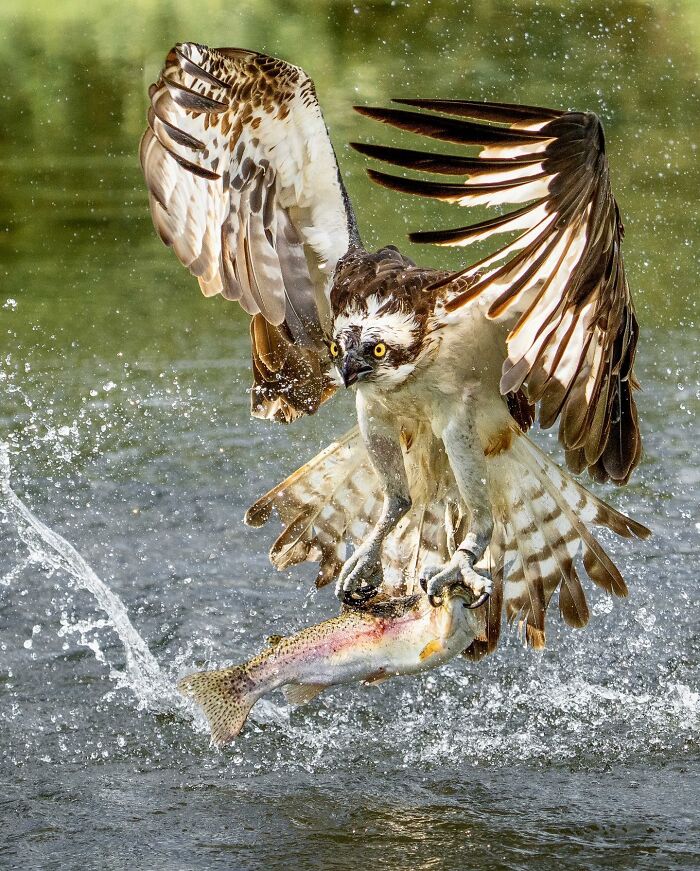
[392, 97, 565, 123]
[353, 104, 393, 121]
[351, 140, 441, 169]
[349, 140, 373, 155]
[364, 167, 465, 200]
[354, 102, 554, 147]
[365, 166, 406, 190]
[408, 227, 467, 245]
[351, 140, 525, 176]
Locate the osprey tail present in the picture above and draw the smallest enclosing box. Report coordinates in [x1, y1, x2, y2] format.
[245, 423, 456, 592]
[245, 427, 380, 588]
[474, 429, 650, 656]
[246, 424, 650, 653]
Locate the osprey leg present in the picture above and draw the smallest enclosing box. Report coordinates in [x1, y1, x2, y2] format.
[335, 393, 412, 603]
[420, 405, 493, 608]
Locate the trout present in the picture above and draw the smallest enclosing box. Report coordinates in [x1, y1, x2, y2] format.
[178, 587, 482, 746]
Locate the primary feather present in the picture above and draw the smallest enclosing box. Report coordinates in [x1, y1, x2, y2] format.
[353, 99, 640, 484]
[141, 42, 359, 420]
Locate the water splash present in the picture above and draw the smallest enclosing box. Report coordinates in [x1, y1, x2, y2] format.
[0, 442, 178, 711]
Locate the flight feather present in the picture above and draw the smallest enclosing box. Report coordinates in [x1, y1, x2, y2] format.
[353, 99, 640, 484]
[141, 42, 360, 420]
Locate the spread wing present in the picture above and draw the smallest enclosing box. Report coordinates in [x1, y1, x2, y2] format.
[352, 100, 641, 484]
[141, 42, 359, 422]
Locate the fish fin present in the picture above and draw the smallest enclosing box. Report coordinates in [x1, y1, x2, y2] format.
[362, 668, 391, 686]
[283, 683, 328, 706]
[266, 634, 284, 648]
[178, 665, 254, 747]
[419, 639, 445, 661]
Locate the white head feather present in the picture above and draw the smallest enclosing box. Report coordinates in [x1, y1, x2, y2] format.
[333, 294, 420, 348]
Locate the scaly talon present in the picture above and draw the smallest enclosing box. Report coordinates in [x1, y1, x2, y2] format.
[468, 591, 490, 610]
[419, 551, 491, 609]
[335, 545, 383, 602]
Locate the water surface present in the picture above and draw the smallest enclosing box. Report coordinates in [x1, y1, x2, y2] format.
[1, 1, 699, 868]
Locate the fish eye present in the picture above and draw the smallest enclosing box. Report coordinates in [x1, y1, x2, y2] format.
[373, 342, 387, 359]
[329, 341, 339, 359]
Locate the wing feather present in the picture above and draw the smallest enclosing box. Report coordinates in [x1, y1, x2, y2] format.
[142, 42, 360, 421]
[355, 100, 641, 484]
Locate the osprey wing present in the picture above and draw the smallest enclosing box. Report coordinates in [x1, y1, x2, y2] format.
[353, 100, 640, 484]
[141, 43, 358, 421]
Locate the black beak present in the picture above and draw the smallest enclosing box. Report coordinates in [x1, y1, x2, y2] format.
[340, 352, 372, 388]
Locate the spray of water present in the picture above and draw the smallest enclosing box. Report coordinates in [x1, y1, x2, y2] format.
[0, 442, 178, 710]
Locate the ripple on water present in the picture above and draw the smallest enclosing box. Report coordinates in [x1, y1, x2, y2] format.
[0, 329, 698, 870]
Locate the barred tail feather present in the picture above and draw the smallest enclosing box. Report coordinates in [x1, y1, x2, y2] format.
[245, 426, 362, 528]
[245, 426, 384, 587]
[486, 431, 650, 648]
[245, 422, 649, 651]
[463, 523, 505, 660]
[245, 423, 458, 593]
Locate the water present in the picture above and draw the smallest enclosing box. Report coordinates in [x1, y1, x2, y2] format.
[0, 443, 175, 710]
[1, 1, 699, 868]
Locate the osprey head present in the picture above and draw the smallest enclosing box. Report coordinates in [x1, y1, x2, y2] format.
[330, 293, 425, 390]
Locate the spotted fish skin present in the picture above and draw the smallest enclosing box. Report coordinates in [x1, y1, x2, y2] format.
[178, 589, 481, 746]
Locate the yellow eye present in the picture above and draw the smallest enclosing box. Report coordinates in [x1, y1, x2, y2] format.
[329, 341, 339, 359]
[373, 342, 387, 359]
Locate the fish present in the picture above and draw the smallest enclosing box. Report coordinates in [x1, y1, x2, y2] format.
[178, 586, 483, 746]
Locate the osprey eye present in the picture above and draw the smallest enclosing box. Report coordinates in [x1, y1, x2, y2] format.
[373, 342, 387, 359]
[329, 341, 339, 359]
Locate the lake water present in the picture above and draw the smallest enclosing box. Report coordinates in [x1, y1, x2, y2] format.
[1, 1, 698, 868]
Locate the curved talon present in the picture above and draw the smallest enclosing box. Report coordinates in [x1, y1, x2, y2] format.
[468, 591, 490, 610]
[340, 583, 379, 608]
[420, 558, 491, 609]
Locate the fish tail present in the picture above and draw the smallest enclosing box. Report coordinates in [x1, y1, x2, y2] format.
[178, 664, 256, 747]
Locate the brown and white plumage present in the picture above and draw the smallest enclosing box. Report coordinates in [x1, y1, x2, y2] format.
[140, 42, 359, 421]
[246, 418, 648, 651]
[353, 100, 640, 484]
[142, 43, 650, 656]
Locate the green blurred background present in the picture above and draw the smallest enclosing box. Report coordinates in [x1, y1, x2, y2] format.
[0, 0, 697, 419]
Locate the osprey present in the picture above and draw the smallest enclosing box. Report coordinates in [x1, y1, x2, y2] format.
[141, 43, 649, 653]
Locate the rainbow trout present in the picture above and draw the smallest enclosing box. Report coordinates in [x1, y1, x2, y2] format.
[179, 587, 482, 746]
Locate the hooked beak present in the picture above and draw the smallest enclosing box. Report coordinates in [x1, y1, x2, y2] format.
[340, 351, 373, 388]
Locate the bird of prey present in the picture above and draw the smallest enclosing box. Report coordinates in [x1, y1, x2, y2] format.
[141, 43, 649, 654]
